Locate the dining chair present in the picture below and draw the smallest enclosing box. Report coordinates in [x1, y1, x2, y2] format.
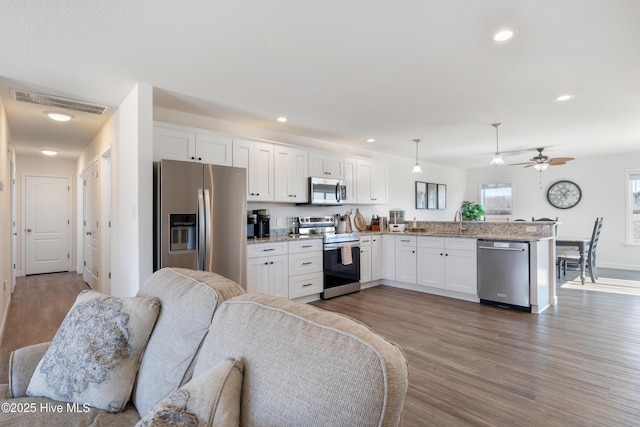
[557, 217, 603, 282]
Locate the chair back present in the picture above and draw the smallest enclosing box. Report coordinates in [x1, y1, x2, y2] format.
[588, 217, 603, 260]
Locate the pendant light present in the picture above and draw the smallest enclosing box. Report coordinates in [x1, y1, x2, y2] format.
[490, 123, 505, 165]
[411, 139, 423, 173]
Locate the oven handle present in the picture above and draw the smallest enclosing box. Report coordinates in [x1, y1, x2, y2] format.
[324, 243, 360, 251]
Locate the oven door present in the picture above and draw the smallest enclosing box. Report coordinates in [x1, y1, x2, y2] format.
[323, 243, 360, 297]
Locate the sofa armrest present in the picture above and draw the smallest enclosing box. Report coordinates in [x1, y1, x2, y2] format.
[7, 342, 50, 398]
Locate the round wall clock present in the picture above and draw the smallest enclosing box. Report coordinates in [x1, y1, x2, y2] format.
[547, 180, 582, 209]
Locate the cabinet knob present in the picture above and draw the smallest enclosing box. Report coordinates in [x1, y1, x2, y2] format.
[270, 261, 274, 265]
[191, 156, 195, 160]
[198, 157, 202, 161]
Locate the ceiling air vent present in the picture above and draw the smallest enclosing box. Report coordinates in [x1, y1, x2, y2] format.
[13, 90, 107, 115]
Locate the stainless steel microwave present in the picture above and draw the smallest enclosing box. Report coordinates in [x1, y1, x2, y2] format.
[306, 177, 347, 205]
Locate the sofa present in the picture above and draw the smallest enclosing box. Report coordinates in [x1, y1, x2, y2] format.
[0, 268, 409, 426]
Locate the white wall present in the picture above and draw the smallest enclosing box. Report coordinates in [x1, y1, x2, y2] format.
[0, 95, 12, 342]
[14, 156, 77, 276]
[154, 107, 467, 229]
[467, 151, 640, 270]
[110, 83, 154, 296]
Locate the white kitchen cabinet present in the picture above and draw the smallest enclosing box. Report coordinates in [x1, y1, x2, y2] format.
[309, 152, 344, 179]
[153, 123, 232, 165]
[371, 234, 382, 281]
[288, 239, 323, 299]
[395, 235, 417, 284]
[343, 157, 357, 203]
[233, 138, 274, 202]
[247, 254, 289, 298]
[274, 146, 308, 203]
[417, 237, 477, 294]
[356, 159, 388, 204]
[382, 234, 396, 280]
[359, 235, 372, 283]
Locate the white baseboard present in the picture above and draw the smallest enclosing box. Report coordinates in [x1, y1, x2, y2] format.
[598, 262, 640, 272]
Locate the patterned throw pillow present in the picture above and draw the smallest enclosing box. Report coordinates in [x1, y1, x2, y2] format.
[137, 357, 243, 427]
[26, 290, 160, 412]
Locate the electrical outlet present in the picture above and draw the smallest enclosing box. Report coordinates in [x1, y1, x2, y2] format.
[3, 280, 7, 291]
[276, 217, 283, 227]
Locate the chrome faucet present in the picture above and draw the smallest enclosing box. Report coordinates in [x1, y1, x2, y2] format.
[453, 210, 463, 234]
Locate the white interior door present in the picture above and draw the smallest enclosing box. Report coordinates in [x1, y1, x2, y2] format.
[83, 161, 100, 289]
[24, 176, 70, 275]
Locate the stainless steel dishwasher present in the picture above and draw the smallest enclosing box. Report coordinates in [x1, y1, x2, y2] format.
[477, 240, 530, 311]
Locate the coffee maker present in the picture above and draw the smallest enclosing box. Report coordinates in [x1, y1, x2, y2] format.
[253, 209, 271, 238]
[247, 214, 257, 238]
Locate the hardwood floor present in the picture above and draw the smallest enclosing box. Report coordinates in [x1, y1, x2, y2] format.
[1, 269, 639, 425]
[313, 269, 640, 426]
[0, 272, 88, 384]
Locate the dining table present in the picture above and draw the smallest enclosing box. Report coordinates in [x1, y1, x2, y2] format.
[556, 237, 592, 285]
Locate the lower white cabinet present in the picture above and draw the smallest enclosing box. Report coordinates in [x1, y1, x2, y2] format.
[371, 235, 382, 281]
[359, 235, 372, 283]
[288, 239, 323, 299]
[247, 254, 289, 298]
[395, 235, 417, 284]
[382, 234, 396, 280]
[417, 237, 477, 294]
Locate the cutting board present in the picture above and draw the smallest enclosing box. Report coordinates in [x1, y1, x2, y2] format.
[354, 208, 367, 231]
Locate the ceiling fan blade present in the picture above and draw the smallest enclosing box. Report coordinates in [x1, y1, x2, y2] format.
[548, 157, 575, 163]
[549, 161, 567, 166]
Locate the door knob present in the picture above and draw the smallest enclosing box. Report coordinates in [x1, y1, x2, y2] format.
[13, 233, 17, 236]
[86, 231, 92, 236]
[26, 228, 32, 232]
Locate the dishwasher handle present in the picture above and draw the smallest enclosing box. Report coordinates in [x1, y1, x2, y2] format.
[478, 246, 526, 252]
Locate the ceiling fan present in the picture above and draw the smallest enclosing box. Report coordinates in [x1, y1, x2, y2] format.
[510, 148, 574, 171]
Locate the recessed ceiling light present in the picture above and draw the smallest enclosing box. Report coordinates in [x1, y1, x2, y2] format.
[45, 111, 73, 122]
[493, 29, 518, 44]
[41, 150, 58, 156]
[555, 94, 574, 102]
[277, 117, 287, 122]
[366, 139, 375, 143]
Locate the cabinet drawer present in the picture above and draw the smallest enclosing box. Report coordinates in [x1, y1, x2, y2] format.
[289, 251, 323, 275]
[417, 236, 445, 248]
[396, 235, 417, 246]
[247, 242, 288, 258]
[289, 239, 323, 254]
[360, 235, 373, 246]
[289, 272, 323, 299]
[445, 237, 477, 251]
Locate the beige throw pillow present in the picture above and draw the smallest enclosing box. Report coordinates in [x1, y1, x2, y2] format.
[136, 357, 243, 427]
[26, 290, 160, 412]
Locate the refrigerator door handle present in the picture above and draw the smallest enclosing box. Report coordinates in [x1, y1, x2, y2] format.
[204, 188, 212, 271]
[197, 188, 205, 270]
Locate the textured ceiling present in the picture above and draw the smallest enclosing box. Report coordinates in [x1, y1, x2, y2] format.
[1, 0, 639, 167]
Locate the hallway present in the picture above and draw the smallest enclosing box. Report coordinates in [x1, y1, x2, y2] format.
[0, 272, 88, 383]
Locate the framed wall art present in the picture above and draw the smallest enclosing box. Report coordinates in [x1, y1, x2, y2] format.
[437, 184, 447, 209]
[415, 181, 427, 209]
[427, 183, 437, 210]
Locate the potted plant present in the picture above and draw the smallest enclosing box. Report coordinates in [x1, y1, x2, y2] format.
[460, 201, 485, 221]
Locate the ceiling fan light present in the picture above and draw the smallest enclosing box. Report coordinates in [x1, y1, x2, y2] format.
[490, 153, 505, 165]
[533, 163, 549, 171]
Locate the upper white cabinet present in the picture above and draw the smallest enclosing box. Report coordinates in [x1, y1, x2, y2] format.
[233, 138, 274, 202]
[356, 159, 388, 204]
[343, 157, 357, 203]
[274, 146, 309, 203]
[309, 152, 344, 179]
[153, 122, 232, 165]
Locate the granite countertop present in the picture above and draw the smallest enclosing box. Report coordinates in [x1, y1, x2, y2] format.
[248, 229, 552, 244]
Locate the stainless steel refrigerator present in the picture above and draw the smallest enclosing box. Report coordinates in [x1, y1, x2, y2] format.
[153, 159, 247, 289]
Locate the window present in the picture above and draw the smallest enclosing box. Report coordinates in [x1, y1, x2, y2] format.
[480, 180, 512, 218]
[627, 169, 640, 245]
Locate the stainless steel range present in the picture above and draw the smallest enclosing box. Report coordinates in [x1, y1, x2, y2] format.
[298, 216, 361, 299]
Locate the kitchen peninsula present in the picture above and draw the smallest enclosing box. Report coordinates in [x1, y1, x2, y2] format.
[247, 220, 557, 314]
